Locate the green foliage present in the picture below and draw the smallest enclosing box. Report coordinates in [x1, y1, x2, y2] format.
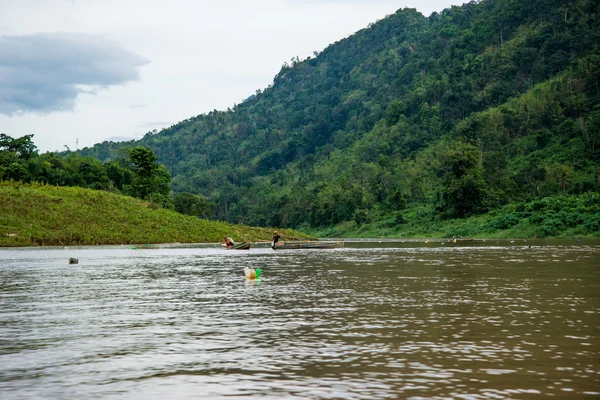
[353, 209, 371, 225]
[128, 146, 172, 208]
[4, 163, 29, 182]
[174, 192, 217, 219]
[105, 160, 133, 191]
[487, 213, 520, 230]
[0, 133, 37, 160]
[438, 142, 488, 218]
[311, 193, 600, 239]
[385, 101, 405, 126]
[129, 146, 158, 178]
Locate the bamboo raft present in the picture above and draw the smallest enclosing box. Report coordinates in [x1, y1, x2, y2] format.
[272, 240, 344, 250]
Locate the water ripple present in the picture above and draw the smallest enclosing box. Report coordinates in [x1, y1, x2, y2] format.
[1, 244, 599, 399]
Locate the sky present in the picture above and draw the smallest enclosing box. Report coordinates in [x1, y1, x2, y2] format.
[0, 0, 462, 153]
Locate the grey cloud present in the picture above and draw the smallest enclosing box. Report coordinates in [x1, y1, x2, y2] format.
[0, 32, 149, 115]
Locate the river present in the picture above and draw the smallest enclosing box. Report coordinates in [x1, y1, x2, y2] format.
[1, 240, 599, 399]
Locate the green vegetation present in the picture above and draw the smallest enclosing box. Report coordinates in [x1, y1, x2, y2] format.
[305, 192, 600, 239]
[0, 182, 307, 247]
[4, 0, 600, 239]
[0, 134, 197, 211]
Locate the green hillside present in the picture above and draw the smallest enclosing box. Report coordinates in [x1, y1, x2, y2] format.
[0, 182, 306, 247]
[71, 0, 599, 235]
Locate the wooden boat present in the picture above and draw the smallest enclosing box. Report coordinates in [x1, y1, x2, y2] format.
[230, 241, 251, 250]
[272, 240, 344, 250]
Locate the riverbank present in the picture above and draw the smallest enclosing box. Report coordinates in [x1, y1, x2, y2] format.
[0, 182, 307, 247]
[304, 193, 600, 239]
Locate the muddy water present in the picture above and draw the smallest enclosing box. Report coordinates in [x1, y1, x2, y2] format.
[1, 241, 599, 399]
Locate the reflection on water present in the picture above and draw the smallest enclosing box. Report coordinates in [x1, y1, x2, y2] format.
[1, 242, 599, 399]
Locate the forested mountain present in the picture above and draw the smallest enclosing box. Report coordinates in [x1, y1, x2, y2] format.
[79, 0, 600, 232]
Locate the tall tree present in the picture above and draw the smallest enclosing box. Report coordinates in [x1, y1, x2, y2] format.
[438, 142, 488, 218]
[128, 146, 173, 208]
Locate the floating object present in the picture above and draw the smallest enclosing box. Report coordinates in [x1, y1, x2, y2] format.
[272, 241, 343, 250]
[453, 238, 457, 243]
[441, 242, 446, 245]
[424, 240, 429, 244]
[244, 267, 262, 280]
[69, 258, 78, 264]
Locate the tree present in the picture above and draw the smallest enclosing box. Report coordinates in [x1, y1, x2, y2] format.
[549, 163, 574, 192]
[385, 101, 405, 126]
[128, 146, 172, 208]
[438, 142, 488, 218]
[4, 162, 29, 182]
[0, 134, 37, 160]
[129, 146, 158, 179]
[105, 160, 133, 191]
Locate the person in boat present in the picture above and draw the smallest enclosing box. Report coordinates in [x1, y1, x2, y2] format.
[223, 236, 236, 249]
[271, 232, 282, 249]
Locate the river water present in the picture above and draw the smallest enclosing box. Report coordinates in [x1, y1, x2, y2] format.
[1, 240, 599, 399]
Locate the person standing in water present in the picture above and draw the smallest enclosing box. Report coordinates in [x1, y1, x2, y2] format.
[271, 232, 282, 249]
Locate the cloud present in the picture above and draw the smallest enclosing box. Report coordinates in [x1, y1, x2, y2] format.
[0, 32, 148, 115]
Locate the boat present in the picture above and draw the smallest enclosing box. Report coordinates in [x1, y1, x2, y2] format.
[272, 240, 344, 250]
[230, 241, 251, 250]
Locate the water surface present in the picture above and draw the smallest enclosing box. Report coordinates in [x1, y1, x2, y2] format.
[1, 241, 599, 399]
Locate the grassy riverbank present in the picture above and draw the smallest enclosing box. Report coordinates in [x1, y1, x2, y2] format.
[305, 193, 600, 239]
[0, 181, 307, 247]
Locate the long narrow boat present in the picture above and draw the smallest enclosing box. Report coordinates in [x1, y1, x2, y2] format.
[272, 240, 344, 250]
[230, 241, 251, 250]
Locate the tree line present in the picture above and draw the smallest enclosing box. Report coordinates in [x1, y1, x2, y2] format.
[0, 134, 215, 219]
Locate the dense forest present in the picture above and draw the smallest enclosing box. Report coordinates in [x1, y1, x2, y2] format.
[4, 0, 600, 237]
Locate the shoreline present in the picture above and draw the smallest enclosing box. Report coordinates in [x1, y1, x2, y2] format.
[2, 237, 599, 249]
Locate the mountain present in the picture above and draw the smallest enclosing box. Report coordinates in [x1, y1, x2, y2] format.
[79, 0, 600, 232]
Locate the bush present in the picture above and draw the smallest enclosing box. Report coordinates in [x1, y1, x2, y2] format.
[375, 212, 405, 229]
[445, 220, 482, 237]
[488, 213, 521, 230]
[528, 213, 545, 224]
[537, 217, 565, 237]
[583, 215, 600, 232]
[395, 213, 405, 225]
[354, 209, 370, 225]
